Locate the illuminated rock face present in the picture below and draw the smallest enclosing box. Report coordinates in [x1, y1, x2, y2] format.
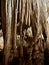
[0, 30, 4, 51]
[47, 17, 49, 24]
[26, 27, 33, 37]
[0, 36, 4, 51]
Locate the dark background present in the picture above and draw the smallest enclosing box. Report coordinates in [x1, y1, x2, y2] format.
[0, 0, 2, 30]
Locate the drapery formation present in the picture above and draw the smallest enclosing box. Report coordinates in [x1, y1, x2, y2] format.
[1, 0, 49, 65]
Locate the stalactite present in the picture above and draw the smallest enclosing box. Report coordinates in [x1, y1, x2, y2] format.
[19, 0, 21, 13]
[4, 0, 12, 65]
[25, 0, 29, 25]
[36, 0, 40, 24]
[21, 0, 26, 24]
[28, 0, 32, 26]
[13, 0, 19, 57]
[19, 0, 23, 57]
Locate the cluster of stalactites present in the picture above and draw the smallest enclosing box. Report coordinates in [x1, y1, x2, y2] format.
[6, 0, 48, 25]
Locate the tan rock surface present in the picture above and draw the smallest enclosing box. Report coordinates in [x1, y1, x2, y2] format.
[0, 30, 4, 51]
